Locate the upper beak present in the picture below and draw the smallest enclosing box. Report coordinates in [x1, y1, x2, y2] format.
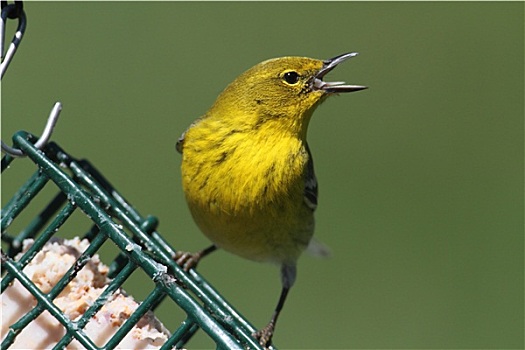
[312, 52, 368, 93]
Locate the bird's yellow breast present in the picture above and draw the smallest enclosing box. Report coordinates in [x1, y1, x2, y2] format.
[181, 117, 314, 263]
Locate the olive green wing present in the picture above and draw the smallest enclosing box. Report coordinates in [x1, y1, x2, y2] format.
[303, 142, 318, 211]
[304, 143, 332, 257]
[175, 130, 186, 154]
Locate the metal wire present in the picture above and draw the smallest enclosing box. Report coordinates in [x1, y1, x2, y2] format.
[0, 0, 25, 78]
[1, 102, 63, 157]
[1, 1, 62, 158]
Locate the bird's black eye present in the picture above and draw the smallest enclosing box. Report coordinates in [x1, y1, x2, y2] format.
[283, 71, 300, 85]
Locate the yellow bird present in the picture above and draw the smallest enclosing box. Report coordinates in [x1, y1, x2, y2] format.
[175, 52, 366, 347]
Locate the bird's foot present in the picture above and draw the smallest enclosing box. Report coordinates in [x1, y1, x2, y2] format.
[173, 251, 203, 271]
[252, 321, 275, 349]
[173, 245, 217, 272]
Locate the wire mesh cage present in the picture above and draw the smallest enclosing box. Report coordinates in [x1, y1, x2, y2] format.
[1, 132, 269, 350]
[1, 2, 271, 349]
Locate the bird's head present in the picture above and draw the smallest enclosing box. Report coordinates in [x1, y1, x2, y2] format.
[208, 53, 367, 138]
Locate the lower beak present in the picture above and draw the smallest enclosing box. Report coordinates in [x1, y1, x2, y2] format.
[312, 52, 368, 93]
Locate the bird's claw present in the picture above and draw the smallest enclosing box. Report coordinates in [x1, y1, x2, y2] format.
[252, 321, 275, 349]
[173, 251, 203, 271]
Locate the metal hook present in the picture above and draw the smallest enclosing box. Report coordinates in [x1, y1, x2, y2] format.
[1, 102, 63, 157]
[1, 1, 26, 78]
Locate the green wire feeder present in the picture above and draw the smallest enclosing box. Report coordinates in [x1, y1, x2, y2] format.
[1, 130, 274, 350]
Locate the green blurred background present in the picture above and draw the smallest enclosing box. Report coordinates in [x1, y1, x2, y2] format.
[1, 2, 523, 349]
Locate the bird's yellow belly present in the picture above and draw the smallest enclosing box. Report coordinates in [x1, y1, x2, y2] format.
[186, 191, 314, 264]
[181, 134, 314, 264]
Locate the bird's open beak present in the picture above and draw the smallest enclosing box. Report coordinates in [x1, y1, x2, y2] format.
[312, 52, 367, 93]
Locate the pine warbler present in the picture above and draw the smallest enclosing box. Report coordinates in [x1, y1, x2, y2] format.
[175, 52, 366, 347]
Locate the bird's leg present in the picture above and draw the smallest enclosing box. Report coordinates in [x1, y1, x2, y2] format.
[253, 287, 289, 348]
[173, 244, 217, 271]
[253, 263, 296, 348]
